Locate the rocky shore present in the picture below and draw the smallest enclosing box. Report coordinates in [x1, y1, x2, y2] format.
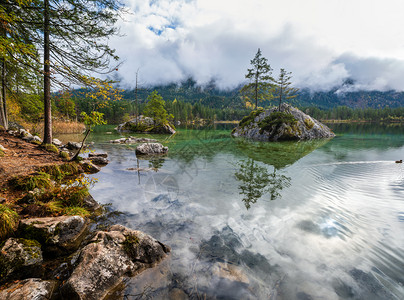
[0, 128, 170, 299]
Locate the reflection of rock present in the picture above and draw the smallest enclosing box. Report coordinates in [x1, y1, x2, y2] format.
[213, 262, 249, 284]
[136, 143, 168, 155]
[197, 226, 278, 278]
[0, 278, 57, 300]
[61, 224, 170, 300]
[232, 104, 335, 141]
[346, 268, 395, 299]
[235, 137, 330, 169]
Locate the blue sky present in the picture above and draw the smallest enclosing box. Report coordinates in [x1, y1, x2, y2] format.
[110, 0, 404, 91]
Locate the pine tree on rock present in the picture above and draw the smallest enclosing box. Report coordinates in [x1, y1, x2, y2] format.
[273, 68, 299, 111]
[240, 48, 273, 109]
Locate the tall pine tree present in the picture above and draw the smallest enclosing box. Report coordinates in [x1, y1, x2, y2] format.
[240, 48, 273, 109]
[20, 0, 125, 143]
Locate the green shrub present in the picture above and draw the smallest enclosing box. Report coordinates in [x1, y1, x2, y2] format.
[239, 109, 264, 128]
[304, 118, 315, 130]
[59, 151, 70, 160]
[10, 172, 52, 191]
[258, 111, 297, 133]
[40, 165, 64, 182]
[0, 204, 19, 241]
[64, 206, 90, 217]
[121, 234, 140, 258]
[42, 143, 59, 154]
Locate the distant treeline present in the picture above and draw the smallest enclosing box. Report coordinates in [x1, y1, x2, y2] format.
[304, 106, 404, 122]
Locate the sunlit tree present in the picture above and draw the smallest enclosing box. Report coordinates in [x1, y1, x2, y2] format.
[240, 48, 273, 109]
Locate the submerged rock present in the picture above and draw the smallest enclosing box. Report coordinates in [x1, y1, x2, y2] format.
[18, 216, 89, 255]
[117, 116, 176, 135]
[135, 142, 168, 155]
[0, 278, 57, 300]
[61, 224, 170, 300]
[0, 238, 43, 281]
[231, 104, 335, 141]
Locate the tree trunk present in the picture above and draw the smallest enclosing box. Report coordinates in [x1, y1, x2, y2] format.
[71, 128, 90, 161]
[278, 86, 283, 111]
[43, 0, 52, 144]
[135, 69, 138, 124]
[0, 24, 7, 130]
[255, 71, 258, 109]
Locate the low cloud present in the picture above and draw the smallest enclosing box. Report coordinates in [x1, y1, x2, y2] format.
[110, 0, 404, 92]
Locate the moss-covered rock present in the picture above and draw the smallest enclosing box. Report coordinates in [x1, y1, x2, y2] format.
[232, 104, 335, 141]
[18, 216, 89, 256]
[0, 238, 43, 282]
[117, 116, 176, 134]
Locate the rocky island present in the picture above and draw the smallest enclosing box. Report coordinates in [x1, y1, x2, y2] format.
[116, 116, 176, 135]
[231, 104, 335, 141]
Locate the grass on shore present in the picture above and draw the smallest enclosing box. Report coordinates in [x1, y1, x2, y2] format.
[19, 120, 85, 135]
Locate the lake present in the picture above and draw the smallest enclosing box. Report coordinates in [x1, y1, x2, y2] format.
[80, 123, 404, 299]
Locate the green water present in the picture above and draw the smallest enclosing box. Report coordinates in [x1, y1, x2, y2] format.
[82, 123, 404, 299]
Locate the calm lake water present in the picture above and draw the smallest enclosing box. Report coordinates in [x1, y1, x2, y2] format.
[78, 123, 404, 299]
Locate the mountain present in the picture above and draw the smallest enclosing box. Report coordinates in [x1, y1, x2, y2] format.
[120, 77, 404, 110]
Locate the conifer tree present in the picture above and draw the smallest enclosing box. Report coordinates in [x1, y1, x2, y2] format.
[143, 91, 169, 125]
[19, 0, 125, 143]
[240, 48, 273, 109]
[273, 68, 299, 111]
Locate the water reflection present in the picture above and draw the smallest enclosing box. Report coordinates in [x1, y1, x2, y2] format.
[87, 124, 404, 300]
[234, 159, 291, 209]
[235, 138, 330, 169]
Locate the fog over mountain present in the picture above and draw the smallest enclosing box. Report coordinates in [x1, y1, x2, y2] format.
[110, 0, 404, 92]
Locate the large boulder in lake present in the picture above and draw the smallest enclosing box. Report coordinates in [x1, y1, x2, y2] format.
[61, 224, 170, 300]
[231, 104, 335, 141]
[135, 142, 168, 155]
[117, 116, 176, 134]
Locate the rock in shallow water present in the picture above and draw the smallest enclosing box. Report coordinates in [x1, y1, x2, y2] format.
[61, 224, 170, 300]
[135, 143, 168, 155]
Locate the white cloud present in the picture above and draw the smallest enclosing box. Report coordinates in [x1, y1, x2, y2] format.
[110, 0, 404, 91]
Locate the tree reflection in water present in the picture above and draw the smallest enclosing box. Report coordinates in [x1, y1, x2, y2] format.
[235, 159, 291, 209]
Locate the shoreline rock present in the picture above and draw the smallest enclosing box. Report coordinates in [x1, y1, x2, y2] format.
[18, 216, 90, 256]
[231, 104, 335, 141]
[0, 278, 57, 300]
[61, 224, 170, 300]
